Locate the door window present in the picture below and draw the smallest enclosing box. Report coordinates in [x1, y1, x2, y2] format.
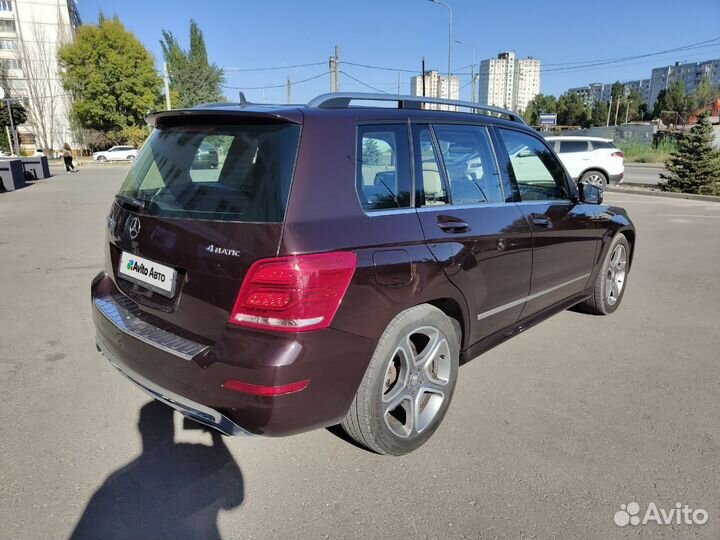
[497, 129, 571, 201]
[433, 125, 504, 204]
[357, 125, 412, 211]
[412, 125, 449, 206]
[558, 140, 589, 153]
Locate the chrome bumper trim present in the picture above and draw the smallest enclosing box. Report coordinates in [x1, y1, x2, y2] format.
[96, 335, 250, 436]
[93, 294, 209, 361]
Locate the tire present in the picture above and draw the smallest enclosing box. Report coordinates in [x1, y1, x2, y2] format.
[128, 155, 135, 162]
[96, 155, 107, 162]
[577, 233, 630, 315]
[341, 304, 460, 455]
[580, 170, 608, 188]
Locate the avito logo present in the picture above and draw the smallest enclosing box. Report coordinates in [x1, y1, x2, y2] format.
[126, 259, 166, 283]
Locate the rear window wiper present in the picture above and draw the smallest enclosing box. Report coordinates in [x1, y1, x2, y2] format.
[115, 193, 146, 211]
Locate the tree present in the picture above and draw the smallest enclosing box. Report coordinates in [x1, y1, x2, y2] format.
[653, 80, 690, 121]
[659, 113, 720, 195]
[362, 139, 381, 165]
[58, 15, 161, 138]
[557, 92, 590, 127]
[522, 94, 557, 125]
[160, 20, 225, 108]
[610, 81, 624, 100]
[590, 99, 609, 127]
[16, 4, 73, 153]
[0, 63, 27, 151]
[690, 77, 717, 111]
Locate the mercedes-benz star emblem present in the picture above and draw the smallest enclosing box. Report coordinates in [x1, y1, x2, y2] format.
[128, 217, 141, 239]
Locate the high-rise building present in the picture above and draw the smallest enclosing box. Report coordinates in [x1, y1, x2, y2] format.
[0, 0, 81, 152]
[570, 80, 650, 108]
[410, 70, 460, 110]
[477, 52, 540, 112]
[649, 59, 720, 108]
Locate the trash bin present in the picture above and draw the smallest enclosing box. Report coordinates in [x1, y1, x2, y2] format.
[0, 159, 26, 191]
[20, 156, 51, 179]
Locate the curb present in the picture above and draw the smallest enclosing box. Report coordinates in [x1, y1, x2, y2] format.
[624, 162, 665, 169]
[606, 186, 720, 203]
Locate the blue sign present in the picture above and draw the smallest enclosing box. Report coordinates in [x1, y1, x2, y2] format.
[539, 113, 557, 126]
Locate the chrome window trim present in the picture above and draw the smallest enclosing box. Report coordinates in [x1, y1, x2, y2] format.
[477, 272, 591, 321]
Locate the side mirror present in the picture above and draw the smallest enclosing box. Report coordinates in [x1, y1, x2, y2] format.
[579, 181, 603, 204]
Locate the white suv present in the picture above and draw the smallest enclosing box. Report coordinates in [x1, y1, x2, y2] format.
[544, 136, 624, 187]
[92, 146, 138, 162]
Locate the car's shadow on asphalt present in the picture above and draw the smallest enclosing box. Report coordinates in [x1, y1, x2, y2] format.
[68, 401, 244, 540]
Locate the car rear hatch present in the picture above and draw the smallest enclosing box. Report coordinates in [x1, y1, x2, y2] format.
[103, 108, 303, 343]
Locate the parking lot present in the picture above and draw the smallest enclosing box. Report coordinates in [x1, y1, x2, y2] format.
[1, 165, 719, 539]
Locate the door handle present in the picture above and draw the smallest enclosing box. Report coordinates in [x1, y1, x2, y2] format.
[531, 215, 552, 228]
[436, 215, 470, 233]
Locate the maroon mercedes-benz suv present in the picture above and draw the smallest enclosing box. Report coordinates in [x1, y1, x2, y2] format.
[91, 93, 635, 455]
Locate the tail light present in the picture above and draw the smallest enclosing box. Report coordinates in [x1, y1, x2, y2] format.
[229, 251, 357, 332]
[612, 151, 624, 159]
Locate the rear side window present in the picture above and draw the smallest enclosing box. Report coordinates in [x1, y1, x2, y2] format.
[558, 140, 589, 153]
[357, 125, 412, 211]
[118, 123, 301, 222]
[433, 125, 504, 204]
[412, 125, 449, 206]
[590, 140, 616, 150]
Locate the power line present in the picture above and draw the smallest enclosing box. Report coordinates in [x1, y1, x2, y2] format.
[223, 61, 327, 72]
[342, 61, 419, 74]
[340, 71, 390, 94]
[223, 71, 327, 90]
[542, 37, 720, 72]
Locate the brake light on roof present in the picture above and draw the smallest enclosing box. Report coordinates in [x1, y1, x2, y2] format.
[612, 151, 624, 159]
[229, 252, 357, 332]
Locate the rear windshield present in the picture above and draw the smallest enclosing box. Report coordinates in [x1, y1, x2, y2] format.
[118, 122, 301, 222]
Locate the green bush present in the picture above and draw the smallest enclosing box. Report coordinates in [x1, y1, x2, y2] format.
[616, 138, 677, 163]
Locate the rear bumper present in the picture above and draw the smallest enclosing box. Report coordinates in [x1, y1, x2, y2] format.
[609, 172, 624, 185]
[96, 334, 250, 436]
[92, 272, 377, 436]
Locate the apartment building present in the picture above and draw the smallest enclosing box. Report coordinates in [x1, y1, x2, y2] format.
[477, 51, 540, 112]
[410, 70, 460, 110]
[649, 59, 720, 108]
[0, 0, 80, 152]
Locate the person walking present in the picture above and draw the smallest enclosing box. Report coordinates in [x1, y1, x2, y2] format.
[62, 143, 77, 173]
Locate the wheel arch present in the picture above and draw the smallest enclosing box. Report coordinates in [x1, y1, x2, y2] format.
[426, 297, 467, 350]
[579, 167, 610, 183]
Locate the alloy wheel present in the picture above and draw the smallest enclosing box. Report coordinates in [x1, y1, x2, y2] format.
[606, 243, 627, 305]
[381, 326, 451, 438]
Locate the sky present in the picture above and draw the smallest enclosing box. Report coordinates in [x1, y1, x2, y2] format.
[78, 0, 720, 104]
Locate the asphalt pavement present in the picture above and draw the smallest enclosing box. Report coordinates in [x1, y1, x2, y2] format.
[621, 163, 665, 187]
[1, 165, 719, 540]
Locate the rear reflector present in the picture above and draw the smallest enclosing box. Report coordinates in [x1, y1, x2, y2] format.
[222, 379, 310, 396]
[612, 151, 624, 158]
[229, 251, 357, 332]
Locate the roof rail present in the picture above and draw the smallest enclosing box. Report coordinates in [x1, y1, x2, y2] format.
[307, 92, 525, 124]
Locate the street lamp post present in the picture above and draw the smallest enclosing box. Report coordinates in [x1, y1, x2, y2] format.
[455, 39, 475, 102]
[429, 0, 452, 86]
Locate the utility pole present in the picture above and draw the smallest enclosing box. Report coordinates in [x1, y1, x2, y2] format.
[614, 96, 621, 126]
[329, 46, 340, 92]
[397, 73, 401, 95]
[625, 99, 631, 124]
[334, 45, 340, 92]
[421, 57, 426, 97]
[163, 62, 171, 110]
[287, 76, 292, 104]
[606, 95, 612, 127]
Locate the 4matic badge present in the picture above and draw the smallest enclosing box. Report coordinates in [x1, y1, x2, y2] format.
[206, 244, 241, 257]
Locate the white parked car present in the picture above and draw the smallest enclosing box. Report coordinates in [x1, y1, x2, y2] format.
[92, 145, 138, 162]
[544, 136, 624, 187]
